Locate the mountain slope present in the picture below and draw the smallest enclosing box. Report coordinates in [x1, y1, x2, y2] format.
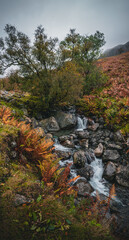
[102, 41, 129, 58]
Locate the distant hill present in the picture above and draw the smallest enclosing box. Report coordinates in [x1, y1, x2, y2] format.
[102, 41, 129, 58]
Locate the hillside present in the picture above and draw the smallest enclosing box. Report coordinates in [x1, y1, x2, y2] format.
[77, 51, 129, 136]
[102, 41, 129, 58]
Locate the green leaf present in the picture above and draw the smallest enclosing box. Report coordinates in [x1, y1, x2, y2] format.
[36, 227, 41, 232]
[48, 224, 55, 231]
[31, 224, 37, 231]
[32, 212, 37, 222]
[66, 219, 72, 225]
[36, 195, 42, 203]
[24, 221, 29, 226]
[39, 212, 42, 221]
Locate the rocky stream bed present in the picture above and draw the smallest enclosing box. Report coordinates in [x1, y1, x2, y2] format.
[0, 91, 129, 239]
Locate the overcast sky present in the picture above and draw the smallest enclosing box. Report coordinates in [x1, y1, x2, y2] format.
[0, 0, 129, 51]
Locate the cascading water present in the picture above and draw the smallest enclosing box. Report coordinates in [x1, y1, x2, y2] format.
[54, 115, 111, 197]
[77, 116, 88, 131]
[89, 157, 109, 196]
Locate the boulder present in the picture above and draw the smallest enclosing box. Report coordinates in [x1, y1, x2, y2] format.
[116, 165, 129, 187]
[55, 111, 76, 129]
[74, 179, 93, 195]
[114, 130, 124, 142]
[59, 135, 72, 142]
[107, 143, 122, 150]
[77, 165, 94, 180]
[62, 140, 75, 148]
[55, 150, 71, 160]
[103, 161, 116, 181]
[40, 117, 60, 132]
[73, 150, 87, 168]
[14, 194, 32, 207]
[88, 123, 99, 131]
[85, 150, 95, 164]
[76, 130, 89, 139]
[102, 150, 120, 162]
[79, 139, 89, 149]
[35, 127, 45, 138]
[94, 143, 104, 157]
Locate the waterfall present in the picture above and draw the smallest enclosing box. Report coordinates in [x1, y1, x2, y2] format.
[77, 116, 88, 131]
[89, 157, 109, 196]
[54, 138, 72, 152]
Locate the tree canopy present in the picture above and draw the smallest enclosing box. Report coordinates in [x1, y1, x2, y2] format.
[0, 25, 106, 109]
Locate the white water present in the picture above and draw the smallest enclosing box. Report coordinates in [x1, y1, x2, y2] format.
[89, 157, 109, 196]
[54, 138, 72, 152]
[77, 116, 88, 131]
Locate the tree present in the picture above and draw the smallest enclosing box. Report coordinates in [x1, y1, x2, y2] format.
[0, 25, 106, 109]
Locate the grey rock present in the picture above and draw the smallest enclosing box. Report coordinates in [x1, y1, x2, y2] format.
[40, 117, 60, 132]
[55, 111, 76, 129]
[75, 179, 93, 195]
[77, 165, 94, 180]
[116, 165, 129, 187]
[76, 130, 89, 139]
[114, 130, 124, 142]
[55, 151, 71, 160]
[35, 127, 45, 138]
[103, 161, 116, 181]
[108, 143, 122, 150]
[88, 123, 99, 131]
[79, 139, 89, 149]
[94, 143, 104, 157]
[62, 140, 75, 148]
[73, 150, 87, 168]
[14, 194, 32, 207]
[11, 141, 17, 149]
[85, 150, 95, 164]
[31, 117, 39, 128]
[102, 150, 120, 162]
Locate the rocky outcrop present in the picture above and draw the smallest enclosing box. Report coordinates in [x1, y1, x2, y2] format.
[73, 150, 87, 168]
[77, 165, 94, 180]
[40, 116, 60, 132]
[74, 179, 93, 195]
[94, 143, 104, 157]
[102, 150, 120, 162]
[55, 111, 76, 129]
[116, 165, 129, 187]
[103, 161, 116, 181]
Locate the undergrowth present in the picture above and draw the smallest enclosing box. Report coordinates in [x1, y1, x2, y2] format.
[0, 106, 115, 240]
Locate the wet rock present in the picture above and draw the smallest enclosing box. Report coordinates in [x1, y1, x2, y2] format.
[45, 133, 53, 140]
[103, 161, 116, 181]
[107, 143, 122, 150]
[79, 139, 89, 149]
[73, 150, 87, 168]
[40, 117, 60, 132]
[35, 127, 45, 138]
[77, 165, 94, 180]
[76, 130, 89, 139]
[55, 151, 71, 160]
[88, 123, 99, 131]
[114, 130, 124, 142]
[116, 164, 129, 187]
[94, 143, 104, 157]
[85, 150, 95, 164]
[14, 194, 33, 207]
[102, 150, 120, 162]
[59, 135, 71, 142]
[62, 140, 74, 148]
[55, 111, 76, 129]
[74, 179, 93, 195]
[10, 141, 17, 149]
[31, 117, 39, 128]
[10, 151, 17, 159]
[22, 108, 28, 116]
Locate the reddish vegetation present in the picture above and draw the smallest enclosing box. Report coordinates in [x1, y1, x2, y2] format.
[97, 52, 129, 99]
